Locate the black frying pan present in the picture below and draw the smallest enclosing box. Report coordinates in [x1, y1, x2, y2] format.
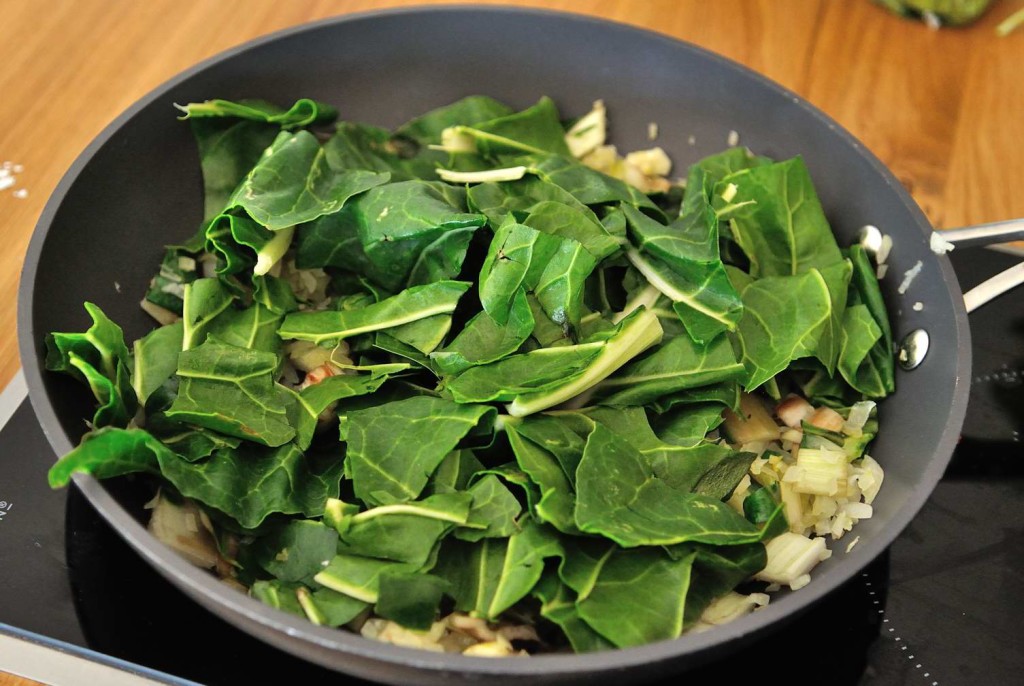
[16, 7, 981, 685]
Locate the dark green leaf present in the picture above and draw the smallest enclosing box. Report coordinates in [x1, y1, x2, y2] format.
[380, 313, 452, 355]
[511, 414, 589, 487]
[336, 494, 471, 567]
[655, 380, 741, 411]
[692, 147, 770, 187]
[575, 424, 761, 546]
[838, 304, 885, 396]
[159, 441, 342, 528]
[206, 303, 284, 354]
[467, 175, 602, 229]
[681, 544, 767, 626]
[651, 404, 726, 448]
[533, 233, 599, 330]
[324, 122, 441, 182]
[253, 520, 338, 583]
[692, 451, 757, 501]
[623, 167, 742, 342]
[344, 180, 485, 291]
[181, 278, 236, 350]
[45, 303, 136, 428]
[298, 586, 370, 627]
[46, 302, 131, 385]
[735, 268, 837, 390]
[252, 274, 299, 313]
[375, 573, 448, 630]
[396, 95, 514, 144]
[580, 406, 748, 499]
[148, 417, 241, 463]
[177, 98, 338, 129]
[47, 427, 161, 488]
[624, 244, 742, 345]
[166, 340, 296, 447]
[842, 245, 895, 396]
[455, 97, 570, 157]
[507, 308, 664, 417]
[522, 200, 621, 260]
[445, 341, 603, 404]
[533, 574, 615, 653]
[251, 580, 305, 617]
[344, 396, 496, 506]
[314, 554, 419, 603]
[455, 474, 522, 542]
[279, 280, 470, 345]
[477, 218, 561, 325]
[285, 373, 389, 450]
[432, 288, 535, 375]
[434, 517, 561, 619]
[426, 450, 485, 495]
[596, 332, 745, 407]
[293, 206, 373, 274]
[189, 119, 280, 221]
[506, 423, 580, 534]
[719, 157, 844, 277]
[743, 486, 788, 539]
[557, 536, 615, 599]
[525, 153, 658, 212]
[812, 259, 853, 374]
[229, 130, 389, 231]
[575, 546, 696, 648]
[204, 212, 272, 279]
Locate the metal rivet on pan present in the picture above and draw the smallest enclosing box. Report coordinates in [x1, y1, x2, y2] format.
[898, 329, 930, 370]
[858, 224, 883, 259]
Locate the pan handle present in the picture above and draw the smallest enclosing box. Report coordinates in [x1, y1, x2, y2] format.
[859, 222, 1024, 314]
[941, 219, 1024, 313]
[940, 218, 1024, 248]
[859, 221, 1024, 369]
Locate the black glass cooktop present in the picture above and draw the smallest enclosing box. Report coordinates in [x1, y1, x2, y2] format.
[1, 247, 1022, 686]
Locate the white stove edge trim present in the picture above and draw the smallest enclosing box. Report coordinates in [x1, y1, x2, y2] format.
[0, 369, 27, 432]
[0, 626, 194, 686]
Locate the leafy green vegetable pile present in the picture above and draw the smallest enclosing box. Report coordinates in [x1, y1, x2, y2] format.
[45, 95, 894, 652]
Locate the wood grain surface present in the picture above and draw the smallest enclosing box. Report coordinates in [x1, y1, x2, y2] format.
[0, 673, 42, 686]
[1, 2, 1023, 682]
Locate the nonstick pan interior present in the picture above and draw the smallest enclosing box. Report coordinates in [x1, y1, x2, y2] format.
[17, 7, 970, 685]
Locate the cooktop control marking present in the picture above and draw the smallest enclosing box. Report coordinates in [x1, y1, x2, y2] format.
[0, 500, 11, 522]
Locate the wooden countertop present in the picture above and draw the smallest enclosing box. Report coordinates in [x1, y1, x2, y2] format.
[0, 0, 1022, 678]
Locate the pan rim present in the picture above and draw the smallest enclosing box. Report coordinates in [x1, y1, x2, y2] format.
[16, 4, 972, 680]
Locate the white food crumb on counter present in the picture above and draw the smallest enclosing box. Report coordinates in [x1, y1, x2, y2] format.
[114, 281, 122, 293]
[647, 122, 658, 141]
[930, 232, 955, 254]
[913, 301, 924, 311]
[898, 260, 923, 295]
[0, 162, 27, 197]
[727, 130, 740, 147]
[688, 134, 696, 146]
